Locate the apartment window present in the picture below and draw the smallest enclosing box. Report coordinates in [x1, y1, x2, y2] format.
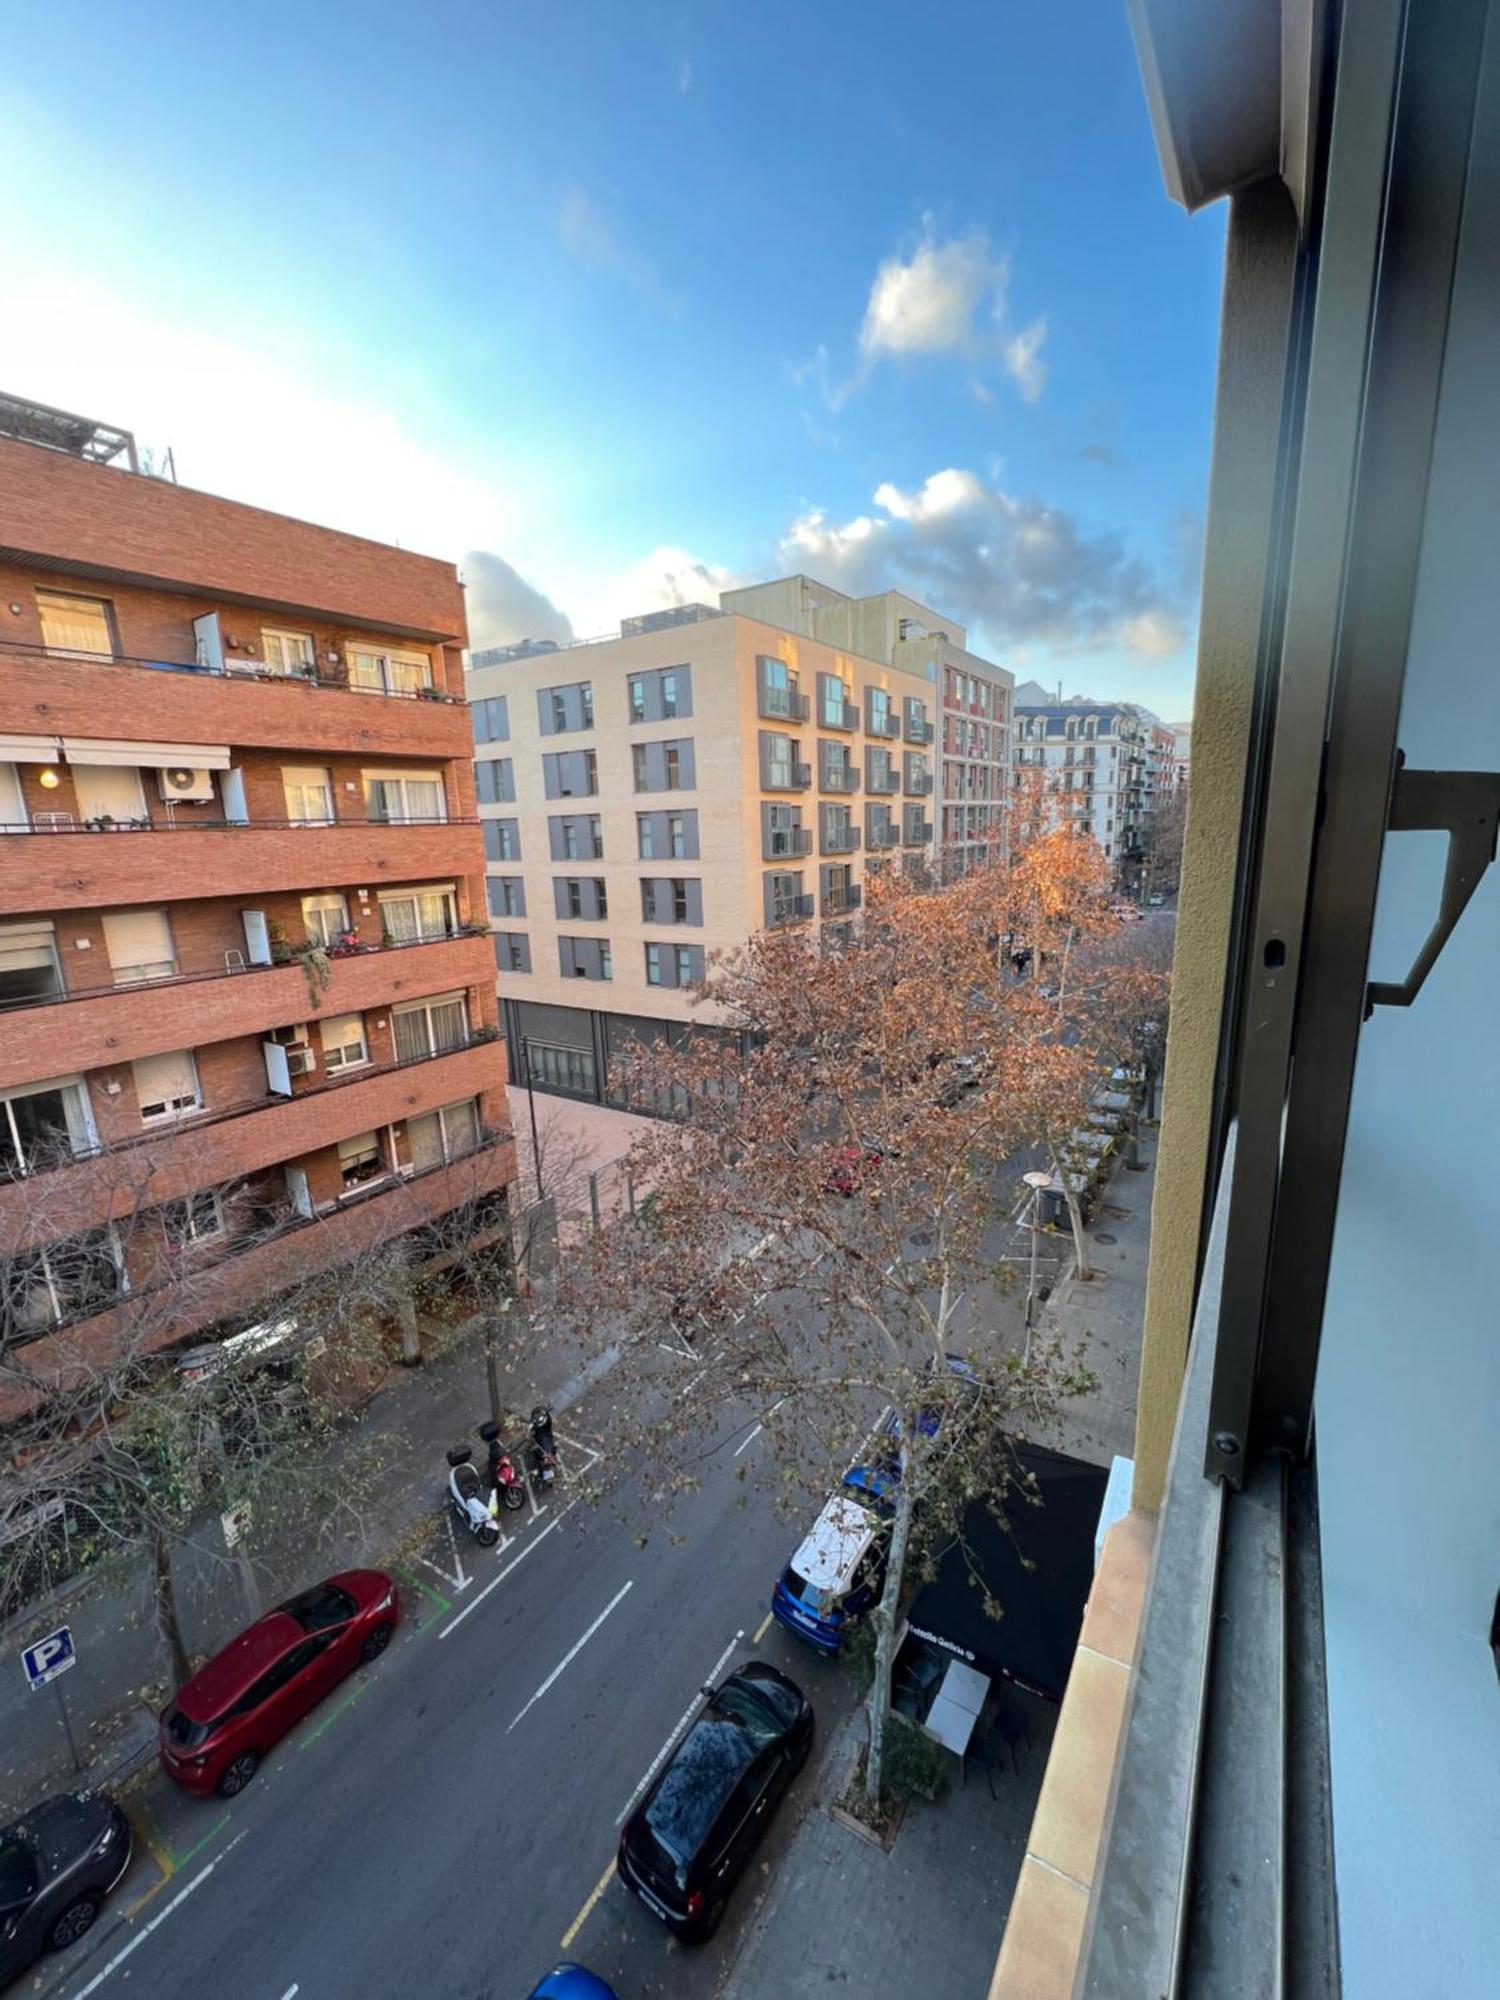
[487, 876, 526, 919]
[558, 937, 612, 981]
[765, 802, 800, 857]
[633, 740, 696, 793]
[406, 1098, 480, 1172]
[0, 762, 27, 831]
[485, 819, 521, 862]
[819, 672, 853, 729]
[765, 872, 804, 925]
[758, 655, 796, 719]
[392, 992, 468, 1062]
[641, 878, 701, 925]
[282, 765, 336, 825]
[637, 809, 699, 860]
[0, 921, 63, 1008]
[762, 733, 794, 789]
[261, 629, 315, 677]
[36, 589, 115, 659]
[101, 908, 177, 985]
[867, 686, 893, 736]
[0, 1078, 96, 1180]
[475, 758, 515, 805]
[542, 749, 598, 799]
[555, 877, 608, 922]
[644, 943, 665, 987]
[133, 1049, 203, 1124]
[644, 943, 705, 988]
[161, 1190, 225, 1248]
[660, 671, 681, 718]
[537, 682, 595, 736]
[674, 945, 700, 986]
[3, 1231, 123, 1342]
[494, 932, 532, 974]
[363, 770, 446, 822]
[629, 677, 647, 724]
[338, 1131, 385, 1190]
[627, 665, 694, 724]
[377, 884, 458, 943]
[549, 812, 604, 861]
[472, 695, 510, 743]
[300, 894, 351, 949]
[319, 1013, 369, 1073]
[348, 646, 433, 696]
[866, 746, 896, 792]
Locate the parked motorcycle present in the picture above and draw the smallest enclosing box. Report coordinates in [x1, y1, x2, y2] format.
[446, 1445, 502, 1548]
[479, 1422, 528, 1511]
[527, 1404, 559, 1496]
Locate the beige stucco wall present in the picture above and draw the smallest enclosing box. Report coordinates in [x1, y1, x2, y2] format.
[1133, 181, 1298, 1513]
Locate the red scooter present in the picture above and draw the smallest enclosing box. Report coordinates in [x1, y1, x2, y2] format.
[478, 1422, 527, 1511]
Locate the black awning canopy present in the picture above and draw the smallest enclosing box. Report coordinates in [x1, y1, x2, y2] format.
[903, 1439, 1109, 1701]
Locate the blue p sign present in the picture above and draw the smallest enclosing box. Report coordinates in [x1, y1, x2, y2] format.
[22, 1626, 76, 1690]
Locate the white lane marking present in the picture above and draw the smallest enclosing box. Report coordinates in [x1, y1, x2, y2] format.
[506, 1581, 634, 1733]
[437, 1501, 577, 1639]
[733, 1424, 762, 1456]
[555, 1430, 601, 1473]
[418, 1515, 475, 1591]
[616, 1628, 744, 1826]
[280, 1988, 300, 2000]
[673, 1366, 707, 1403]
[68, 1833, 247, 1998]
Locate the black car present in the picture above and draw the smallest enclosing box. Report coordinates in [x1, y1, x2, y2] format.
[0, 1792, 131, 1986]
[618, 1661, 813, 1941]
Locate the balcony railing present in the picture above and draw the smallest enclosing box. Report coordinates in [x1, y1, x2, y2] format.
[866, 768, 901, 796]
[866, 823, 900, 849]
[869, 714, 902, 740]
[792, 761, 813, 789]
[821, 826, 860, 854]
[823, 884, 862, 916]
[821, 763, 860, 793]
[0, 636, 467, 704]
[904, 716, 935, 745]
[1, 810, 466, 837]
[759, 687, 811, 723]
[769, 894, 816, 926]
[905, 772, 934, 796]
[902, 820, 934, 846]
[764, 828, 812, 860]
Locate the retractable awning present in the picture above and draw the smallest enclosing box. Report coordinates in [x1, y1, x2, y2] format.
[903, 1439, 1108, 1701]
[0, 733, 62, 762]
[59, 737, 231, 770]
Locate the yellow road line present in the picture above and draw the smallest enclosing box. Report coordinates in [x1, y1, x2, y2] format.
[133, 1805, 177, 1882]
[560, 1855, 615, 1951]
[753, 1610, 774, 1643]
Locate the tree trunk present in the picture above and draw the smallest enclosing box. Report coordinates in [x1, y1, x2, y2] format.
[864, 1455, 918, 1805]
[484, 1317, 503, 1428]
[1050, 1141, 1092, 1280]
[397, 1293, 422, 1368]
[151, 1527, 192, 1690]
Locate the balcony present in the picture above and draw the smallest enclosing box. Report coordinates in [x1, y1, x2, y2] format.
[0, 1039, 503, 1251]
[763, 827, 812, 861]
[904, 772, 934, 797]
[821, 825, 861, 855]
[792, 761, 812, 789]
[0, 643, 472, 760]
[0, 815, 479, 915]
[866, 767, 901, 797]
[822, 884, 862, 916]
[904, 716, 935, 745]
[868, 713, 903, 741]
[866, 822, 900, 850]
[768, 894, 816, 927]
[759, 686, 810, 723]
[0, 1132, 516, 1418]
[821, 762, 860, 794]
[0, 931, 494, 1092]
[902, 820, 934, 846]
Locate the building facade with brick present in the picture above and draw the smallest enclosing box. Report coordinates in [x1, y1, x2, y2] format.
[467, 584, 937, 1104]
[0, 403, 514, 1399]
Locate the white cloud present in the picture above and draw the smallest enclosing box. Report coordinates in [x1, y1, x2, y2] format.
[558, 188, 681, 312]
[1003, 316, 1048, 403]
[576, 544, 749, 636]
[463, 551, 574, 653]
[859, 229, 1003, 360]
[777, 468, 1188, 661]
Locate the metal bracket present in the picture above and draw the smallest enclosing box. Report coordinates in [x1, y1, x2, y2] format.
[1365, 757, 1500, 1014]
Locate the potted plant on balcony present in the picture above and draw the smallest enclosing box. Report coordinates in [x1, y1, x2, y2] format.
[266, 919, 294, 965]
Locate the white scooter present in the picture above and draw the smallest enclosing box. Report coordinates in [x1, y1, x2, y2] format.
[445, 1445, 502, 1548]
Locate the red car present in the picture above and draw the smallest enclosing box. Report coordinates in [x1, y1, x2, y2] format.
[159, 1570, 399, 1797]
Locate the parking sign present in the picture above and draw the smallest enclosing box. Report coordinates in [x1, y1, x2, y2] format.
[22, 1625, 77, 1691]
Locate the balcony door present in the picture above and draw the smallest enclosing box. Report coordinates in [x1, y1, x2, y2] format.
[392, 993, 467, 1063]
[73, 765, 147, 825]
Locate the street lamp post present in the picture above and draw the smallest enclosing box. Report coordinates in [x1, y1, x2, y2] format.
[519, 1035, 544, 1196]
[1022, 1169, 1053, 1365]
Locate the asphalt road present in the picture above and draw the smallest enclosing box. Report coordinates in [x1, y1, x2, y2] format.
[41, 1378, 859, 2000]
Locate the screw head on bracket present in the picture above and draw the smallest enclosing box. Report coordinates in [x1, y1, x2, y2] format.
[1213, 1431, 1241, 1459]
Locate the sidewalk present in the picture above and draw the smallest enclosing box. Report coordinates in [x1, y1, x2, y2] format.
[722, 1129, 1157, 2000]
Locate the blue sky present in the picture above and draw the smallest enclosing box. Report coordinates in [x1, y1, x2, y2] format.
[0, 1, 1224, 716]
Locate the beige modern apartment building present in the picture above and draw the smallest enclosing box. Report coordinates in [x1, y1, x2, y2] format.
[466, 594, 935, 1101]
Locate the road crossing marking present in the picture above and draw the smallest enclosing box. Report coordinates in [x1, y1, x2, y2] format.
[506, 1581, 634, 1733]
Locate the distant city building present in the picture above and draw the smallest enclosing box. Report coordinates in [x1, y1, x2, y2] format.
[1169, 720, 1192, 790]
[1010, 683, 1172, 883]
[466, 580, 941, 1104]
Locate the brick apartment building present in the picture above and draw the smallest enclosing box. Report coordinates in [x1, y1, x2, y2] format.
[0, 395, 514, 1400]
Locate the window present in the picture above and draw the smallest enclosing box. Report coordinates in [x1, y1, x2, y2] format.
[472, 695, 509, 742]
[0, 761, 26, 830]
[551, 691, 568, 733]
[632, 745, 648, 792]
[558, 937, 612, 981]
[363, 770, 446, 822]
[542, 749, 598, 798]
[628, 677, 647, 724]
[663, 744, 683, 790]
[645, 943, 665, 987]
[485, 819, 521, 862]
[377, 885, 458, 943]
[392, 993, 468, 1063]
[1, 1078, 96, 1180]
[133, 1049, 203, 1124]
[627, 665, 693, 724]
[74, 763, 148, 825]
[261, 629, 315, 677]
[674, 945, 698, 986]
[644, 943, 704, 988]
[633, 740, 696, 793]
[36, 589, 115, 659]
[867, 687, 893, 736]
[162, 1190, 225, 1247]
[667, 813, 689, 857]
[300, 894, 350, 949]
[672, 879, 690, 923]
[347, 646, 433, 696]
[525, 1043, 596, 1096]
[494, 932, 531, 974]
[820, 672, 852, 728]
[282, 765, 336, 825]
[759, 654, 794, 718]
[3, 1231, 123, 1342]
[764, 734, 794, 788]
[406, 1098, 480, 1172]
[475, 758, 515, 805]
[559, 878, 607, 921]
[538, 682, 595, 735]
[487, 876, 525, 919]
[319, 1013, 369, 1073]
[765, 803, 798, 856]
[0, 921, 63, 1007]
[338, 1131, 385, 1189]
[660, 671, 680, 718]
[766, 872, 803, 924]
[558, 814, 603, 860]
[100, 909, 179, 986]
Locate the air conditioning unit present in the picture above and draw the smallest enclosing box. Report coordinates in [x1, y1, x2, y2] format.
[157, 766, 216, 803]
[285, 1047, 316, 1077]
[269, 1023, 310, 1047]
